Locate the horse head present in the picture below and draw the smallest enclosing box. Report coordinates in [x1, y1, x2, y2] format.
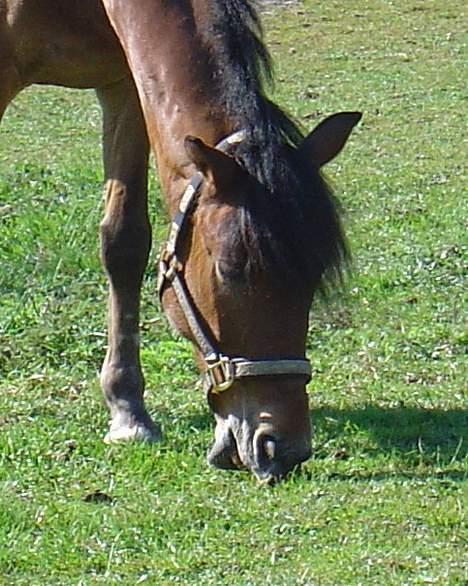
[159, 112, 361, 482]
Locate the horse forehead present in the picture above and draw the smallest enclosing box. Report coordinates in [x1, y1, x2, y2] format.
[199, 200, 241, 244]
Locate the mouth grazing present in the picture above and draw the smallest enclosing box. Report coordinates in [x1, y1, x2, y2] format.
[207, 429, 244, 470]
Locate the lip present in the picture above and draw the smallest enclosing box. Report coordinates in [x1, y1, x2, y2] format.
[207, 429, 243, 470]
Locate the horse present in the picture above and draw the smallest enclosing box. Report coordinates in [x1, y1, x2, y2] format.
[1, 0, 360, 482]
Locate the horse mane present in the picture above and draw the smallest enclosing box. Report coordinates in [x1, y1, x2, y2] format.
[197, 0, 349, 292]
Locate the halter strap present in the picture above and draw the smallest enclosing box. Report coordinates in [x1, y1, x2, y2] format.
[157, 130, 311, 394]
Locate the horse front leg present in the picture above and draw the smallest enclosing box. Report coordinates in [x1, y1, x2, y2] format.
[97, 77, 159, 442]
[0, 52, 23, 128]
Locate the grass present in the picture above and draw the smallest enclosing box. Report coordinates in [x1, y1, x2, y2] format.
[0, 0, 466, 584]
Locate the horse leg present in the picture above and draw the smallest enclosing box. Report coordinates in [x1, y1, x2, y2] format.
[0, 57, 22, 123]
[96, 76, 159, 442]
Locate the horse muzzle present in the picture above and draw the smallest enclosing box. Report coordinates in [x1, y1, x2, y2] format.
[207, 419, 312, 483]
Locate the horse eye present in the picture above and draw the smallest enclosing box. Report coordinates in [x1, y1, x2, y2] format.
[215, 258, 245, 284]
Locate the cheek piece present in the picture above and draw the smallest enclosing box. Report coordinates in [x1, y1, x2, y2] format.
[157, 130, 311, 395]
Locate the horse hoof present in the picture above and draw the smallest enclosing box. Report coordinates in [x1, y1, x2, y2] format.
[104, 421, 162, 444]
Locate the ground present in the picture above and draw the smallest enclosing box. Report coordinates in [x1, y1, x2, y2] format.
[0, 0, 466, 584]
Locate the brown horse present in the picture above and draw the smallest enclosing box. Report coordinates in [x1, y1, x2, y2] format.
[1, 0, 360, 482]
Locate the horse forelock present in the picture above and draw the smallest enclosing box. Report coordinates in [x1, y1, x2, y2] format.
[195, 0, 349, 292]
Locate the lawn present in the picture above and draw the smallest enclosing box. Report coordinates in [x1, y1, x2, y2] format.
[0, 1, 466, 584]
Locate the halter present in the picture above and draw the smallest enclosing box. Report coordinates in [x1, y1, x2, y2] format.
[157, 131, 312, 394]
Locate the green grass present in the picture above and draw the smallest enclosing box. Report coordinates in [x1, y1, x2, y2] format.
[0, 1, 466, 584]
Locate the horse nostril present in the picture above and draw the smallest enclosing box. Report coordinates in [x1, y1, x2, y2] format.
[253, 432, 312, 481]
[263, 437, 276, 461]
[254, 433, 278, 464]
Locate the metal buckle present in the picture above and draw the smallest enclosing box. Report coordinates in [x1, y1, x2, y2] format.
[206, 355, 235, 393]
[157, 247, 180, 293]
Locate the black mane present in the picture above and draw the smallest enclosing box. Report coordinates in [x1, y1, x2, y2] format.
[197, 0, 349, 292]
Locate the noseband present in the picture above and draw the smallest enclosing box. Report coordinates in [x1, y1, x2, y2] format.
[157, 131, 312, 394]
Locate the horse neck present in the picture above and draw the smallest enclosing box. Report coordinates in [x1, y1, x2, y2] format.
[110, 1, 234, 211]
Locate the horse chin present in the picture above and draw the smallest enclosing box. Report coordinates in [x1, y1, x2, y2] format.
[207, 427, 243, 470]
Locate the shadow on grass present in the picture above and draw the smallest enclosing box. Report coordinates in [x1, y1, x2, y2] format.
[313, 405, 466, 454]
[306, 405, 467, 483]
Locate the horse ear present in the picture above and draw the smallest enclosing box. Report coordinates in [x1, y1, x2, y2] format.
[184, 136, 240, 191]
[299, 112, 362, 167]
